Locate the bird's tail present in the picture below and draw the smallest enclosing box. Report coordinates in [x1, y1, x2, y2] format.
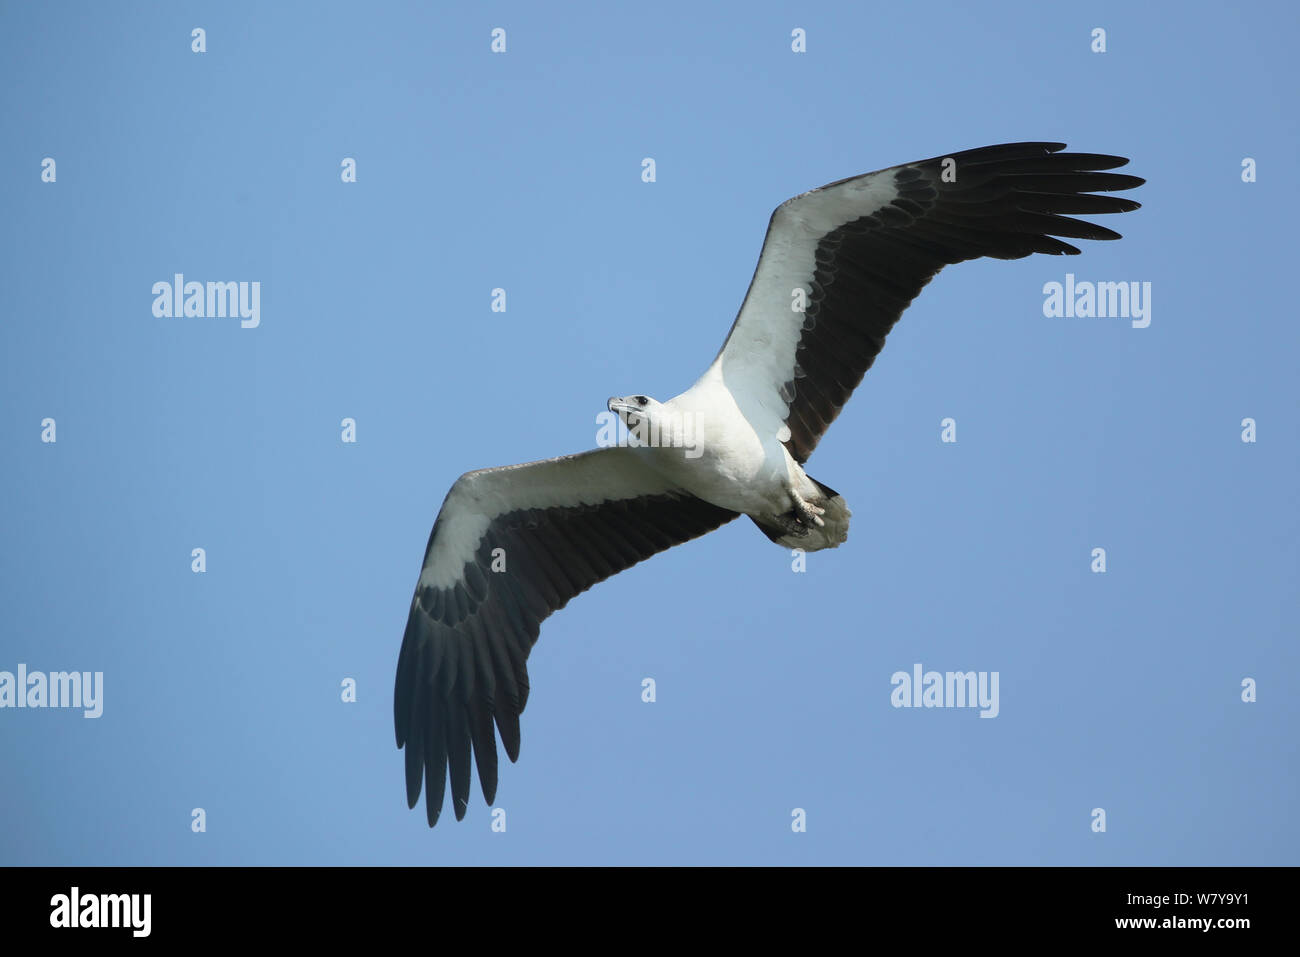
[750, 477, 851, 552]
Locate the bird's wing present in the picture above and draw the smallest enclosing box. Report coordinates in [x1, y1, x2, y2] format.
[705, 142, 1144, 463]
[395, 446, 738, 825]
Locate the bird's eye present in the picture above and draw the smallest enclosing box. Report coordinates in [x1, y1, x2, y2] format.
[637, 396, 648, 405]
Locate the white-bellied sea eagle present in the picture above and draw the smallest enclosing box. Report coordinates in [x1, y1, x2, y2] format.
[394, 141, 1143, 825]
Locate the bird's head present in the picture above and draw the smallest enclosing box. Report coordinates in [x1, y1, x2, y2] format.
[607, 394, 660, 432]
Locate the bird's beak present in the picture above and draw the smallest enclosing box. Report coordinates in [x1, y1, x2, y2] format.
[608, 397, 640, 428]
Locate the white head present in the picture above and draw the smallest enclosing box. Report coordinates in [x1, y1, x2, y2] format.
[607, 394, 661, 433]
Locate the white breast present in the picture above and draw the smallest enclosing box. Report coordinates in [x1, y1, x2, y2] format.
[646, 368, 797, 517]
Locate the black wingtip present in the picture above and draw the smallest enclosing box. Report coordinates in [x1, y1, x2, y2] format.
[404, 745, 423, 809]
[1091, 173, 1145, 192]
[495, 709, 522, 763]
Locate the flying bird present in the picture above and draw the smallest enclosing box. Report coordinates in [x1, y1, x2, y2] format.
[395, 141, 1143, 825]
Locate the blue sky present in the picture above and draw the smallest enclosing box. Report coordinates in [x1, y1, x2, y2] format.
[1, 0, 1296, 865]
